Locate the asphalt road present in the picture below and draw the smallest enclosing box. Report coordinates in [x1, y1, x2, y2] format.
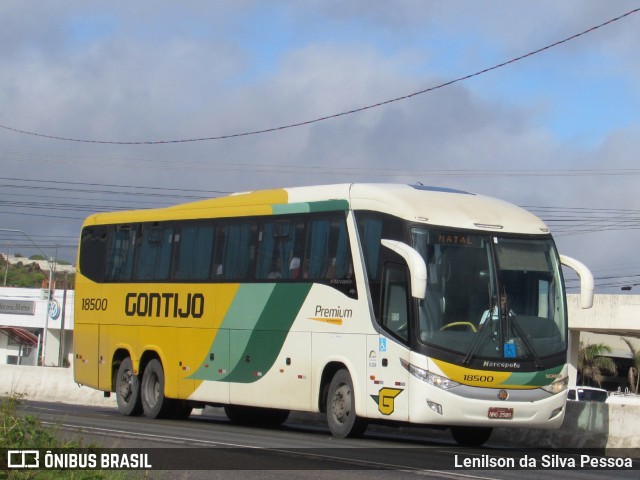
[12, 401, 640, 480]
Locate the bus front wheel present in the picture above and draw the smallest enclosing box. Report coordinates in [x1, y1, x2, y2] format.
[140, 359, 174, 419]
[450, 426, 493, 447]
[115, 357, 142, 416]
[326, 369, 367, 438]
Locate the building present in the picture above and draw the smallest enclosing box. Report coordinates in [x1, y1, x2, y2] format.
[0, 286, 74, 367]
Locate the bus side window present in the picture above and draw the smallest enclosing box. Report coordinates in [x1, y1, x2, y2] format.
[174, 224, 214, 280]
[134, 223, 174, 281]
[381, 263, 410, 343]
[212, 227, 226, 278]
[307, 219, 330, 279]
[79, 226, 108, 282]
[105, 224, 137, 281]
[219, 221, 256, 280]
[255, 217, 306, 281]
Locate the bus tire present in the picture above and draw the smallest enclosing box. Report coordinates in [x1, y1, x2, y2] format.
[115, 357, 142, 416]
[326, 369, 367, 438]
[140, 359, 174, 419]
[450, 426, 493, 447]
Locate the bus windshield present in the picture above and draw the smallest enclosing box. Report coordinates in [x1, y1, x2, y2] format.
[411, 228, 566, 362]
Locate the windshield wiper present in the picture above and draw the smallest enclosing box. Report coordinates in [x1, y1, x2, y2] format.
[462, 306, 543, 368]
[508, 314, 543, 368]
[462, 301, 496, 365]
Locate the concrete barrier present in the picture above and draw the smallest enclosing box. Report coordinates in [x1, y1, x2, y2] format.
[0, 364, 116, 408]
[493, 401, 640, 452]
[1, 364, 638, 453]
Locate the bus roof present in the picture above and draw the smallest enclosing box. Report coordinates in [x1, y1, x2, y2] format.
[83, 183, 549, 235]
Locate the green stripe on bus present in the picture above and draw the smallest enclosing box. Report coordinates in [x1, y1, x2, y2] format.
[500, 365, 563, 387]
[190, 283, 311, 382]
[308, 200, 349, 212]
[272, 200, 349, 215]
[223, 283, 311, 383]
[221, 284, 276, 330]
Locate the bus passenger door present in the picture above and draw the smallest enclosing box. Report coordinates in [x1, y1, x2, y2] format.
[366, 263, 410, 421]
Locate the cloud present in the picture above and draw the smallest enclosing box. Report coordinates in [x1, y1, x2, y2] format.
[0, 1, 638, 289]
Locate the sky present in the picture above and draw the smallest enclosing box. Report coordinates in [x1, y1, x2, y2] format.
[1, 1, 639, 294]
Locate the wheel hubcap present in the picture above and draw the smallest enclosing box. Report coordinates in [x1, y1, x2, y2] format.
[331, 383, 351, 424]
[146, 373, 159, 408]
[119, 371, 132, 401]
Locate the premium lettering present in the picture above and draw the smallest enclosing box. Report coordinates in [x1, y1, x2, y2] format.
[315, 305, 353, 319]
[125, 292, 204, 319]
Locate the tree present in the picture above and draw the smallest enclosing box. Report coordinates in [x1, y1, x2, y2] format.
[3, 261, 46, 287]
[578, 342, 617, 387]
[621, 337, 640, 394]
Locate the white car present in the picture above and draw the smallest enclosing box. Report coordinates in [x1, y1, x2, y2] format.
[567, 386, 608, 403]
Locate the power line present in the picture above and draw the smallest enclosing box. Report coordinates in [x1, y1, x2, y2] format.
[0, 8, 638, 145]
[4, 152, 640, 178]
[0, 176, 229, 196]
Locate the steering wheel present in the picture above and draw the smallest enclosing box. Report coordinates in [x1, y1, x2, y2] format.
[439, 321, 477, 333]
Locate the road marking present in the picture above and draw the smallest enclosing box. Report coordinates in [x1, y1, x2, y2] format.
[41, 421, 252, 448]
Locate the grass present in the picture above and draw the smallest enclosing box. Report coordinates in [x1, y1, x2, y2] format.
[1, 392, 146, 479]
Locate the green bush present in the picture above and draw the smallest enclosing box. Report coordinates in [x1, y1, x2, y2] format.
[1, 393, 58, 450]
[1, 393, 139, 479]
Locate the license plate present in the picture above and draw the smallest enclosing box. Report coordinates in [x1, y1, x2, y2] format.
[488, 407, 513, 419]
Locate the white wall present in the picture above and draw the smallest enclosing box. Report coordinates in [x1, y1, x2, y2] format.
[0, 287, 75, 366]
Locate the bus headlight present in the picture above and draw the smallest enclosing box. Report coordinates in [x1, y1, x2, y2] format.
[541, 376, 568, 395]
[401, 359, 460, 390]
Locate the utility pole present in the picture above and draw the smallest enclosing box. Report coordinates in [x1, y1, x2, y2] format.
[41, 245, 57, 366]
[2, 243, 9, 286]
[58, 271, 68, 367]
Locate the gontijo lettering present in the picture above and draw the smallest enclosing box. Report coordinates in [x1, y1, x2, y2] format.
[125, 292, 204, 318]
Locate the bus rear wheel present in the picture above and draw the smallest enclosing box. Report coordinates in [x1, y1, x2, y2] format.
[450, 426, 493, 447]
[326, 369, 367, 438]
[115, 357, 142, 416]
[140, 359, 174, 419]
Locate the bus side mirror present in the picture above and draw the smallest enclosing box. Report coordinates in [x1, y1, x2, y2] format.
[381, 239, 427, 299]
[560, 254, 594, 309]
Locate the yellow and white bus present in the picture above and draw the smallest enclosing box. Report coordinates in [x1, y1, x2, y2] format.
[74, 183, 593, 446]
